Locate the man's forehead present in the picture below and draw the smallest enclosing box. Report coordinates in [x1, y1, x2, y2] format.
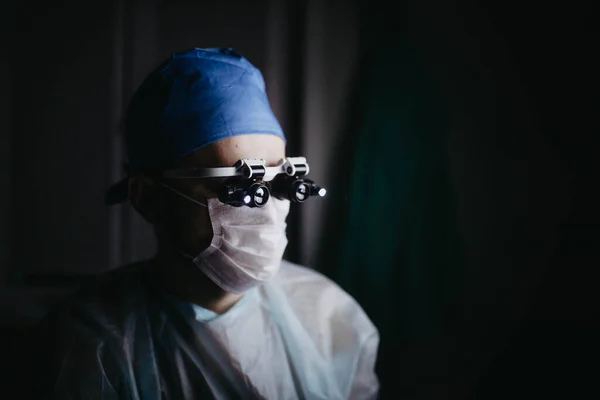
[175, 134, 286, 168]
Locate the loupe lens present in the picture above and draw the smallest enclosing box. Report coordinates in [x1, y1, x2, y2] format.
[292, 181, 309, 203]
[219, 185, 245, 207]
[248, 183, 270, 208]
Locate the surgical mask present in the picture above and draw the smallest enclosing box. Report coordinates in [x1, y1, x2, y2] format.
[162, 184, 290, 293]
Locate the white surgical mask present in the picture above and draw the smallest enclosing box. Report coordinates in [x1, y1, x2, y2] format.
[163, 184, 290, 293]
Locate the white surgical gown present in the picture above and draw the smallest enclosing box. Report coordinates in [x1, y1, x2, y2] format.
[39, 260, 379, 399]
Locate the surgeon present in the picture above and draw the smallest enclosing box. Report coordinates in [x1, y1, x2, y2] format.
[37, 48, 379, 399]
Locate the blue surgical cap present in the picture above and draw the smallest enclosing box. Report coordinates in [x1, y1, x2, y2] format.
[125, 47, 285, 172]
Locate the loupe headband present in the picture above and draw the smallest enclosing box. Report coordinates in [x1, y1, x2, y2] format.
[161, 157, 310, 181]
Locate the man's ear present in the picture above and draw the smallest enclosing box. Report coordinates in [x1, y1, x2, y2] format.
[128, 176, 162, 225]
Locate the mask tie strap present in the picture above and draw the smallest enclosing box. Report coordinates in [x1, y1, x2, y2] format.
[159, 182, 208, 208]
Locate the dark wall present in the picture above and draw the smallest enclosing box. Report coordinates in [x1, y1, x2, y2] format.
[10, 0, 115, 276]
[390, 0, 597, 397]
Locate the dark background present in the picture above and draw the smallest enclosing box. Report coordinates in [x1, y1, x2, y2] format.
[1, 0, 597, 398]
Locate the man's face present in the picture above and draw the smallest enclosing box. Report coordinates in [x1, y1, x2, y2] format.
[135, 133, 286, 257]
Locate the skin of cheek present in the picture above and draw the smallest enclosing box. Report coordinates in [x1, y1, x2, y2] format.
[158, 185, 214, 257]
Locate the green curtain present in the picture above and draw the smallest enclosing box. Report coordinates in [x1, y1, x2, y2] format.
[315, 11, 466, 394]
